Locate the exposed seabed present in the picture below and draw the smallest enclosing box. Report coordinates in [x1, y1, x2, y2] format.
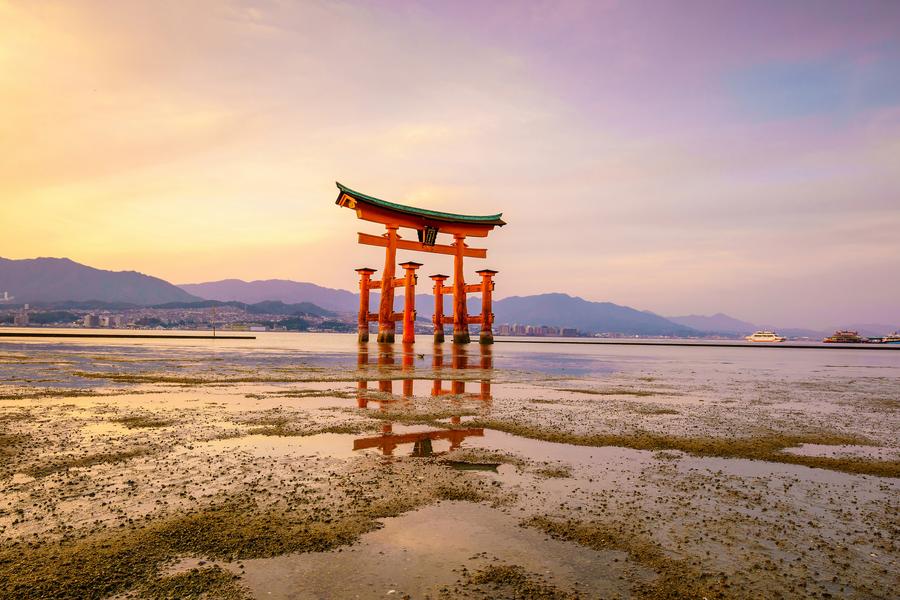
[0, 335, 897, 598]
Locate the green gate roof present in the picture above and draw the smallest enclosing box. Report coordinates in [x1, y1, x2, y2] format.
[335, 182, 505, 226]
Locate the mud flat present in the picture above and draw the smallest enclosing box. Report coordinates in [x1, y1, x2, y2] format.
[0, 335, 898, 598]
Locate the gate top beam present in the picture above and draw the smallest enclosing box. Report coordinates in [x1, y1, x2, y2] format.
[335, 182, 505, 238]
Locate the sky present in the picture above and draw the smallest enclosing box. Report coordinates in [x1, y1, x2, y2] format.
[1, 0, 899, 328]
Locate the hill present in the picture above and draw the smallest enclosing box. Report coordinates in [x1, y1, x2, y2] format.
[150, 300, 334, 317]
[0, 257, 199, 305]
[179, 279, 358, 312]
[492, 293, 696, 336]
[1, 261, 712, 336]
[667, 313, 757, 335]
[183, 282, 698, 336]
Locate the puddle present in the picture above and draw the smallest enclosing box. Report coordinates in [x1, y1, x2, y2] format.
[203, 424, 490, 460]
[781, 443, 899, 461]
[235, 501, 642, 599]
[204, 433, 364, 459]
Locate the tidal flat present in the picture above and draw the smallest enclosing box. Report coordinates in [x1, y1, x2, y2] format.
[0, 334, 898, 598]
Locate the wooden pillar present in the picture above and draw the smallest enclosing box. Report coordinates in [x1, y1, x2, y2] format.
[452, 234, 470, 344]
[476, 269, 498, 344]
[430, 274, 448, 343]
[377, 225, 399, 343]
[400, 262, 422, 344]
[355, 268, 376, 342]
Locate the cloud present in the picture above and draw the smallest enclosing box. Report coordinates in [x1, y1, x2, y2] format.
[1, 0, 898, 327]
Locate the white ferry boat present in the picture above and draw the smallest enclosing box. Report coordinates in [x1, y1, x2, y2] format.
[745, 330, 786, 343]
[882, 332, 900, 344]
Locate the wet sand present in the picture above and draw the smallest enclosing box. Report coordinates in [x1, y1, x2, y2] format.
[1, 335, 898, 598]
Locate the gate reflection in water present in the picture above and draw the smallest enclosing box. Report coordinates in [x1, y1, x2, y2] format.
[353, 343, 493, 456]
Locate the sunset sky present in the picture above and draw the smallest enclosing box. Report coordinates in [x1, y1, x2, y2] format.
[2, 1, 899, 328]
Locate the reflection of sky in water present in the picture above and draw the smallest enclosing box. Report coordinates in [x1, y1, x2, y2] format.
[0, 336, 617, 386]
[494, 351, 617, 376]
[2, 332, 898, 388]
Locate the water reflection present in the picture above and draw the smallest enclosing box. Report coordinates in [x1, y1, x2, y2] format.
[352, 423, 485, 456]
[353, 343, 493, 456]
[355, 343, 493, 405]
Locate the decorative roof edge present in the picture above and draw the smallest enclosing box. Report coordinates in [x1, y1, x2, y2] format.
[335, 182, 505, 226]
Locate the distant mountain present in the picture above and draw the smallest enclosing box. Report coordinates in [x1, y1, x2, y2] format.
[151, 299, 335, 317]
[180, 279, 358, 312]
[491, 293, 696, 336]
[0, 257, 200, 305]
[24, 300, 141, 310]
[667, 313, 757, 335]
[8, 261, 885, 336]
[372, 293, 692, 335]
[183, 281, 697, 336]
[774, 327, 830, 339]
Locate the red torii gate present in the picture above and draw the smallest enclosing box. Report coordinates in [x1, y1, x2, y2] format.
[335, 182, 505, 344]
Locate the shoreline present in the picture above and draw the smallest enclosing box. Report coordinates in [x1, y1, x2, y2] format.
[0, 331, 255, 340]
[495, 338, 900, 350]
[1, 328, 896, 349]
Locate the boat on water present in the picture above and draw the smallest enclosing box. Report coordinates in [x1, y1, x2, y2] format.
[823, 330, 866, 343]
[745, 330, 785, 343]
[882, 332, 900, 344]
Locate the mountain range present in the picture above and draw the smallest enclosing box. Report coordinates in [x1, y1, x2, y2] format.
[665, 313, 898, 338]
[0, 257, 199, 305]
[494, 293, 695, 336]
[179, 279, 358, 312]
[5, 257, 895, 336]
[152, 300, 336, 318]
[666, 313, 758, 335]
[178, 280, 696, 335]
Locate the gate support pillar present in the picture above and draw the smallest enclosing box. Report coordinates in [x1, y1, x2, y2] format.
[377, 225, 399, 343]
[400, 262, 422, 344]
[355, 268, 376, 342]
[452, 234, 470, 344]
[476, 269, 498, 345]
[430, 274, 448, 343]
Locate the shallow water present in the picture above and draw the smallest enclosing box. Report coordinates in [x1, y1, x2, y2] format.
[235, 501, 642, 599]
[1, 332, 898, 598]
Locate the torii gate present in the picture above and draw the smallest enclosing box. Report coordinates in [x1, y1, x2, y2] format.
[335, 182, 505, 344]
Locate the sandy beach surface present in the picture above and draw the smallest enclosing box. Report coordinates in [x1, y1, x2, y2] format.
[1, 333, 898, 599]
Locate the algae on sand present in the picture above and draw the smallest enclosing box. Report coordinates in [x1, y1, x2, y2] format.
[24, 448, 150, 478]
[465, 418, 900, 477]
[446, 563, 579, 599]
[113, 415, 175, 429]
[525, 516, 730, 599]
[0, 464, 500, 600]
[138, 565, 250, 600]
